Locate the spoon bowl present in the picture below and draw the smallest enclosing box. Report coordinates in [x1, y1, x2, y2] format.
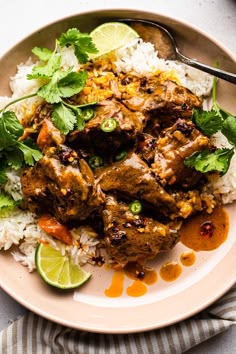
[118, 18, 236, 84]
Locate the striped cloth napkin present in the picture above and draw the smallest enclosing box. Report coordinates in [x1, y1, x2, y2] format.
[0, 284, 235, 354]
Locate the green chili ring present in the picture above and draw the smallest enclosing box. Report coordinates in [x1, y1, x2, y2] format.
[129, 200, 142, 215]
[88, 155, 103, 169]
[115, 150, 127, 161]
[82, 108, 94, 121]
[100, 118, 117, 132]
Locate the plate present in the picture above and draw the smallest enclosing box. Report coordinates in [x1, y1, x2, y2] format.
[0, 9, 236, 334]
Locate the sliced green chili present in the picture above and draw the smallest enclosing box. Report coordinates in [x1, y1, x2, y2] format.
[100, 118, 117, 132]
[129, 200, 142, 215]
[82, 108, 94, 121]
[115, 150, 127, 161]
[88, 155, 103, 169]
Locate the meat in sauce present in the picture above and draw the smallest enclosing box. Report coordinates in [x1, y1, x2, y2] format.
[19, 50, 222, 268]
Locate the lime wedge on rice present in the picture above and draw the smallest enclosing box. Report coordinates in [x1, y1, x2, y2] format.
[35, 243, 91, 289]
[89, 22, 139, 59]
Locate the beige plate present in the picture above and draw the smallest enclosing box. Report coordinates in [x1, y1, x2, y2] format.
[0, 9, 236, 334]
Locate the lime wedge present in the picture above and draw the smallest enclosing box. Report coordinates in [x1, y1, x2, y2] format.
[90, 22, 139, 59]
[35, 243, 91, 289]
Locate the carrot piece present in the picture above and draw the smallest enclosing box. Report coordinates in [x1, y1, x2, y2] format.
[38, 214, 73, 245]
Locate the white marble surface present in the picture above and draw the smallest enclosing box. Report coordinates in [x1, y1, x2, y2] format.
[0, 0, 235, 352]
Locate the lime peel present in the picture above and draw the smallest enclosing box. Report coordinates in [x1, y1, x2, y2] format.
[89, 22, 139, 59]
[35, 243, 91, 289]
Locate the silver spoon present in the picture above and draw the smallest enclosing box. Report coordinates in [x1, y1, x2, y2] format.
[117, 18, 236, 84]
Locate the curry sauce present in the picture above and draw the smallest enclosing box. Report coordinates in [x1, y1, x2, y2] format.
[179, 206, 229, 251]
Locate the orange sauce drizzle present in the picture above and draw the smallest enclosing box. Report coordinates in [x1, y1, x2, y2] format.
[159, 262, 182, 282]
[126, 280, 147, 297]
[180, 206, 229, 251]
[124, 262, 158, 285]
[104, 271, 124, 298]
[180, 251, 196, 267]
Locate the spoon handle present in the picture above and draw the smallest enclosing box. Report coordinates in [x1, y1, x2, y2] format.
[176, 51, 236, 84]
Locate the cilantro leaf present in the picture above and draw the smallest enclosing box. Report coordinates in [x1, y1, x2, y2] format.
[0, 164, 8, 184]
[37, 69, 87, 103]
[59, 28, 98, 64]
[17, 142, 42, 166]
[0, 192, 18, 216]
[52, 103, 77, 134]
[74, 46, 89, 65]
[0, 110, 41, 173]
[6, 149, 24, 170]
[59, 28, 81, 46]
[0, 111, 23, 149]
[184, 148, 234, 176]
[27, 51, 61, 79]
[0, 193, 16, 209]
[37, 69, 67, 103]
[57, 70, 88, 98]
[76, 108, 86, 131]
[76, 35, 98, 54]
[222, 115, 236, 146]
[31, 47, 54, 61]
[60, 100, 97, 132]
[192, 108, 223, 136]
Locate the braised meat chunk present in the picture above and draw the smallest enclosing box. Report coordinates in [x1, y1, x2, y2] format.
[151, 119, 210, 188]
[102, 196, 180, 265]
[172, 189, 217, 219]
[118, 74, 202, 119]
[136, 133, 157, 164]
[69, 99, 145, 153]
[96, 152, 176, 215]
[37, 118, 65, 151]
[21, 145, 105, 223]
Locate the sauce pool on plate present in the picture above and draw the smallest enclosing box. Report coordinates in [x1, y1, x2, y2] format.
[179, 206, 229, 251]
[180, 251, 196, 266]
[159, 262, 182, 282]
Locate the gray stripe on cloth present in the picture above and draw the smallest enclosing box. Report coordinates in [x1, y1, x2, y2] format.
[0, 284, 235, 354]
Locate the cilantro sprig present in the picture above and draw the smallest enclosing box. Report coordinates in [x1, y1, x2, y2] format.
[0, 28, 98, 137]
[0, 27, 98, 184]
[58, 28, 98, 63]
[185, 77, 236, 175]
[26, 29, 98, 133]
[0, 111, 43, 182]
[185, 148, 234, 176]
[0, 192, 19, 216]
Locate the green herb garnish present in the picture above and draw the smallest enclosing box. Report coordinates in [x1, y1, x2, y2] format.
[0, 28, 98, 138]
[0, 111, 42, 182]
[0, 192, 20, 216]
[184, 148, 234, 176]
[0, 27, 98, 182]
[58, 28, 98, 63]
[185, 77, 236, 175]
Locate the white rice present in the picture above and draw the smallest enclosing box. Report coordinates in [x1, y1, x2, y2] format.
[0, 36, 233, 272]
[0, 205, 99, 272]
[0, 209, 44, 251]
[114, 38, 214, 97]
[4, 169, 23, 201]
